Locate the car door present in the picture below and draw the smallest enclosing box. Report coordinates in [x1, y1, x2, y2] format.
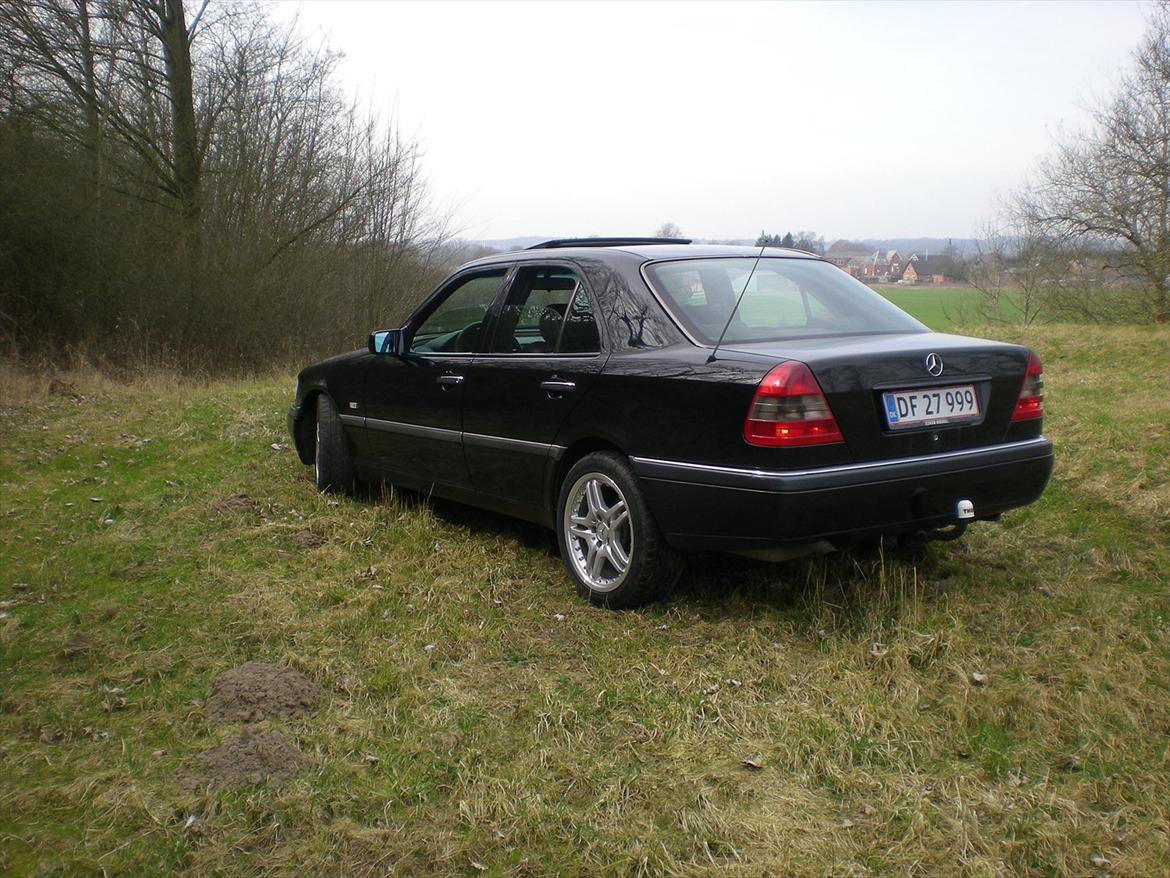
[363, 266, 511, 489]
[461, 264, 608, 507]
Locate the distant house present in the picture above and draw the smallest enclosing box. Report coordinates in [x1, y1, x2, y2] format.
[860, 250, 903, 281]
[901, 254, 952, 284]
[826, 251, 871, 277]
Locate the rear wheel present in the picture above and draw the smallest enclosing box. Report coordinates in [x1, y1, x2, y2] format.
[556, 452, 680, 608]
[314, 394, 355, 493]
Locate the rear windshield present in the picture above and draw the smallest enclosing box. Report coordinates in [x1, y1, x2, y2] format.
[644, 257, 926, 344]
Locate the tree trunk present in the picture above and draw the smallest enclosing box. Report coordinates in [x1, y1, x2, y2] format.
[75, 0, 103, 193]
[158, 0, 201, 234]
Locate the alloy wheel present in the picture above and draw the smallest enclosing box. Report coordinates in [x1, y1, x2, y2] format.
[563, 472, 633, 592]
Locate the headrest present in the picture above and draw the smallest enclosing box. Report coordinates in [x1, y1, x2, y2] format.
[539, 303, 567, 345]
[559, 312, 600, 353]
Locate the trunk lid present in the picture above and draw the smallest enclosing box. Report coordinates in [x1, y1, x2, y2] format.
[724, 331, 1031, 463]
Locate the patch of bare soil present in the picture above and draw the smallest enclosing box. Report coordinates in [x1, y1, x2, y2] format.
[203, 661, 319, 723]
[59, 633, 96, 659]
[213, 493, 259, 514]
[289, 529, 325, 548]
[47, 377, 81, 400]
[180, 728, 311, 792]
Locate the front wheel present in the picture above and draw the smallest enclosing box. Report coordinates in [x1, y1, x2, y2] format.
[556, 452, 680, 608]
[314, 394, 355, 493]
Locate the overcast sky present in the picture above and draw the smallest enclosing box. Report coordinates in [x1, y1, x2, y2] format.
[271, 0, 1152, 242]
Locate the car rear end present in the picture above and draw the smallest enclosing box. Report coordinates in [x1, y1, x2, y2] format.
[626, 253, 1053, 551]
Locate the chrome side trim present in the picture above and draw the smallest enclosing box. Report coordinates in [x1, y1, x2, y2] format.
[631, 437, 1052, 482]
[364, 417, 461, 443]
[353, 416, 565, 457]
[470, 352, 601, 360]
[464, 432, 561, 456]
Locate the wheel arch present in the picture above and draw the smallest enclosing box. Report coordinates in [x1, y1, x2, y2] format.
[293, 387, 343, 466]
[547, 437, 627, 520]
[292, 389, 324, 465]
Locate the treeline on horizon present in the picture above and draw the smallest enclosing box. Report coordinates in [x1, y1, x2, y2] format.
[2, 2, 1166, 377]
[0, 0, 450, 374]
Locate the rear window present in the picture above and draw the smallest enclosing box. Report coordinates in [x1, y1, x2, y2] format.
[644, 257, 926, 344]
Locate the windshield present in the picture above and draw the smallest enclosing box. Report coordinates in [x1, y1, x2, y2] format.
[644, 257, 927, 344]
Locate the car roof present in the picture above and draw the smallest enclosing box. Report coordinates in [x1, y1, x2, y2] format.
[459, 243, 823, 270]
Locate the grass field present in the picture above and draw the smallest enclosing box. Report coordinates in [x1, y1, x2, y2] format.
[877, 286, 986, 330]
[876, 285, 1149, 332]
[2, 325, 1168, 876]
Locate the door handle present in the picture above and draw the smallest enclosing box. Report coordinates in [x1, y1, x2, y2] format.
[540, 379, 577, 394]
[437, 374, 465, 387]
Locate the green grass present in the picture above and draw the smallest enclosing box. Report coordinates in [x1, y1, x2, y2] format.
[877, 285, 1151, 331]
[877, 285, 987, 329]
[1, 325, 1168, 876]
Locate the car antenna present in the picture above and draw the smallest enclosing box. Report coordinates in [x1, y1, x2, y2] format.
[707, 245, 767, 363]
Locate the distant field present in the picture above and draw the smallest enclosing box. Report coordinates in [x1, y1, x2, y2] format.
[877, 284, 1151, 331]
[876, 285, 988, 330]
[1, 325, 1168, 876]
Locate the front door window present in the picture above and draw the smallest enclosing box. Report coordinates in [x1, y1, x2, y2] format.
[410, 270, 508, 354]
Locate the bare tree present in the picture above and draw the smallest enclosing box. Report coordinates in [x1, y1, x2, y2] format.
[0, 1, 210, 224]
[0, 0, 448, 371]
[966, 217, 1144, 326]
[967, 221, 1057, 326]
[755, 230, 824, 254]
[792, 231, 825, 256]
[654, 221, 683, 238]
[1016, 2, 1170, 322]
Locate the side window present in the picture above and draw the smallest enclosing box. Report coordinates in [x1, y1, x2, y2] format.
[410, 270, 507, 354]
[490, 268, 601, 354]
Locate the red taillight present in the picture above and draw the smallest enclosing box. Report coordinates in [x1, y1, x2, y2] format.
[744, 361, 844, 447]
[1011, 351, 1044, 421]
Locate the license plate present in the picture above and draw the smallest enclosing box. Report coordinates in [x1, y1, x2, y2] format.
[882, 384, 980, 429]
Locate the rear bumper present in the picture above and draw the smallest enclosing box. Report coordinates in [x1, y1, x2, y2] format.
[632, 437, 1054, 551]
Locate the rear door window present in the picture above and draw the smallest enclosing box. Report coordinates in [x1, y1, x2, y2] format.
[489, 267, 601, 354]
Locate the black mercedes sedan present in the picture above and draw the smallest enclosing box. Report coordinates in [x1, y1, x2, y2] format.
[289, 239, 1053, 607]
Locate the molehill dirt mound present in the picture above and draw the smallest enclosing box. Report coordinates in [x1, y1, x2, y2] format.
[180, 728, 311, 792]
[213, 493, 259, 514]
[289, 529, 326, 548]
[203, 661, 320, 723]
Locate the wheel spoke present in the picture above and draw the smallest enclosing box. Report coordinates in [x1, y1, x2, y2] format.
[568, 521, 593, 541]
[609, 507, 629, 530]
[584, 480, 605, 520]
[608, 536, 630, 572]
[588, 542, 608, 579]
[605, 498, 626, 522]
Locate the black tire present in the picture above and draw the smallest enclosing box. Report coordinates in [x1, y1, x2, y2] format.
[314, 394, 355, 494]
[556, 451, 681, 608]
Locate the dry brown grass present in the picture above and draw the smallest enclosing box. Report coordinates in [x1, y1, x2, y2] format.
[1, 325, 1167, 876]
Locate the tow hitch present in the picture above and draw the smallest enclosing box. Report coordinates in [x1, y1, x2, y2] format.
[920, 522, 967, 542]
[918, 498, 976, 542]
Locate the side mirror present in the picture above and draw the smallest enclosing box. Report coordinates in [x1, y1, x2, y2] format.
[368, 329, 403, 356]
